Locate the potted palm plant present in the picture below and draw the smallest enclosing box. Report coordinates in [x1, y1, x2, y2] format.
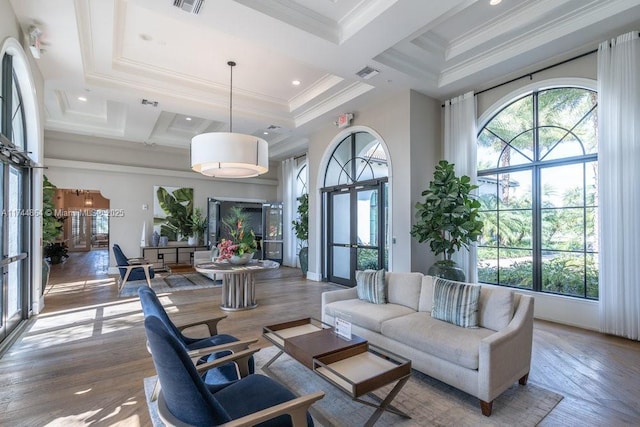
[188, 207, 207, 245]
[410, 160, 483, 281]
[291, 193, 309, 275]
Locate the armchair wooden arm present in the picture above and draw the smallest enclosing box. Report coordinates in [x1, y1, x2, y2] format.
[219, 391, 325, 427]
[186, 338, 258, 363]
[195, 347, 260, 378]
[157, 391, 325, 427]
[177, 314, 227, 336]
[152, 346, 260, 402]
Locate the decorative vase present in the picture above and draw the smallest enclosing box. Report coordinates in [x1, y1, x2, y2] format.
[427, 260, 466, 282]
[298, 247, 308, 276]
[151, 231, 160, 247]
[159, 236, 169, 247]
[229, 252, 254, 265]
[187, 236, 197, 246]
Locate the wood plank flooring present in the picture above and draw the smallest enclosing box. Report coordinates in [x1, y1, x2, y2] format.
[0, 250, 638, 426]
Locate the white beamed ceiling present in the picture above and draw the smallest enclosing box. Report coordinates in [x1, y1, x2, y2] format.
[8, 0, 640, 159]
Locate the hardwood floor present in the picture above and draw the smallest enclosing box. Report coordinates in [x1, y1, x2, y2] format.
[0, 250, 638, 426]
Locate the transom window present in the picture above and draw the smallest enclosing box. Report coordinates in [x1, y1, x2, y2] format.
[476, 87, 598, 299]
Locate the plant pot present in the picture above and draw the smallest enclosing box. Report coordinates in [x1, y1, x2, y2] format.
[42, 259, 50, 295]
[427, 260, 465, 282]
[298, 247, 308, 276]
[229, 252, 254, 265]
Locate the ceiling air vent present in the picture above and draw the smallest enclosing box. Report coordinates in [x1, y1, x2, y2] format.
[141, 99, 158, 107]
[355, 66, 380, 80]
[173, 0, 205, 15]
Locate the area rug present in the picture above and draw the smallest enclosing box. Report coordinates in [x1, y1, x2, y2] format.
[143, 346, 562, 426]
[119, 273, 220, 297]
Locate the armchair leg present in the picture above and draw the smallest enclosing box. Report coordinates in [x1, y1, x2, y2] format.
[480, 400, 493, 417]
[519, 373, 529, 385]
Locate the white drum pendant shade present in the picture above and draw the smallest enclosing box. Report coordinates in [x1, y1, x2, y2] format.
[191, 132, 269, 178]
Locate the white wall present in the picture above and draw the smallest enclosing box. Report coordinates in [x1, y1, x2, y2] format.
[475, 53, 600, 331]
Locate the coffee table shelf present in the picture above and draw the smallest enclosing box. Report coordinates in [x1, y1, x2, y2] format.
[262, 318, 411, 426]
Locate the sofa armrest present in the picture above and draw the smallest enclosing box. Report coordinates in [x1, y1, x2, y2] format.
[321, 287, 358, 307]
[477, 294, 534, 403]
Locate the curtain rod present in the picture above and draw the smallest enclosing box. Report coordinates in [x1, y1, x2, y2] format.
[475, 48, 597, 96]
[441, 48, 598, 107]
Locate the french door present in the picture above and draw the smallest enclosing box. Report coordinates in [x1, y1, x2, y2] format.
[0, 164, 29, 342]
[326, 180, 387, 287]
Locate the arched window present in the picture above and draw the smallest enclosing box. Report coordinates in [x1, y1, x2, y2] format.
[324, 131, 388, 187]
[296, 162, 307, 198]
[476, 87, 598, 299]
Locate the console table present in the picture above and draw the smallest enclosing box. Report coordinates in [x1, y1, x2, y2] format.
[141, 244, 208, 271]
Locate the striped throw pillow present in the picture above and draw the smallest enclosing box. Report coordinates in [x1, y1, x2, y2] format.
[356, 269, 387, 304]
[431, 278, 481, 328]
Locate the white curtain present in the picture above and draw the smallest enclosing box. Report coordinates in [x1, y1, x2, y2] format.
[443, 91, 478, 282]
[598, 31, 640, 340]
[282, 157, 298, 267]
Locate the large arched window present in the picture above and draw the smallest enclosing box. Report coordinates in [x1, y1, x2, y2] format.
[476, 86, 598, 299]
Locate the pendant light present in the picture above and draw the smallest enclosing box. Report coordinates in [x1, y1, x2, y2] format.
[191, 61, 268, 178]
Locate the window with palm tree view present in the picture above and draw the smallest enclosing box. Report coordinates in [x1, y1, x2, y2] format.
[476, 87, 598, 299]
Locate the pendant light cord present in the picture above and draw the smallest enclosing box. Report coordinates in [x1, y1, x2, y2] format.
[228, 60, 236, 132]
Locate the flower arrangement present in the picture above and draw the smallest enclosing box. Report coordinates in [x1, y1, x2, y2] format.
[216, 207, 257, 260]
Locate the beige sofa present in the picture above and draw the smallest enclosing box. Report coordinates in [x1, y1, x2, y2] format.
[321, 272, 534, 416]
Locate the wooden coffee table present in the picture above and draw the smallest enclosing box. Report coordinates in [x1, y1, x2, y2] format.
[165, 263, 196, 274]
[263, 318, 411, 426]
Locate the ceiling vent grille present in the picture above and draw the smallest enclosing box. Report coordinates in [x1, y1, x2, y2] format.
[173, 0, 204, 15]
[141, 99, 159, 107]
[355, 66, 380, 80]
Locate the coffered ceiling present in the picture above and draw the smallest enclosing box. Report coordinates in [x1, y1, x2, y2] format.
[8, 0, 640, 160]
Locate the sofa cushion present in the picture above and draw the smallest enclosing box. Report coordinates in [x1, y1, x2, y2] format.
[356, 269, 387, 304]
[432, 278, 481, 328]
[387, 272, 423, 310]
[479, 285, 514, 331]
[324, 300, 415, 333]
[381, 312, 494, 370]
[418, 275, 434, 312]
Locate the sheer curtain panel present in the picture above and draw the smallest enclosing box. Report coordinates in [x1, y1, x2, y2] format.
[598, 31, 640, 340]
[281, 158, 298, 267]
[443, 92, 478, 282]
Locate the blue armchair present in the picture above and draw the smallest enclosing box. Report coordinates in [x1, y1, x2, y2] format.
[144, 316, 324, 426]
[138, 287, 256, 393]
[113, 244, 154, 288]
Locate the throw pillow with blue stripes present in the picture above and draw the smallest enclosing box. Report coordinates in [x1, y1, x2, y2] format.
[356, 269, 387, 304]
[432, 277, 481, 328]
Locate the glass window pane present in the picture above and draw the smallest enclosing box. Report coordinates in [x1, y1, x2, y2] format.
[332, 193, 350, 245]
[586, 207, 598, 253]
[485, 95, 533, 146]
[477, 247, 498, 283]
[498, 209, 532, 249]
[585, 161, 598, 206]
[498, 249, 532, 289]
[542, 208, 584, 251]
[478, 211, 497, 247]
[542, 252, 585, 297]
[357, 189, 377, 246]
[357, 248, 378, 270]
[497, 170, 531, 209]
[332, 246, 351, 280]
[586, 253, 599, 299]
[325, 136, 352, 187]
[11, 74, 25, 150]
[478, 175, 498, 209]
[541, 164, 584, 208]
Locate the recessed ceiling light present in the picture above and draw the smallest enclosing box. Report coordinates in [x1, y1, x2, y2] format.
[77, 96, 87, 102]
[185, 117, 192, 121]
[490, 0, 502, 5]
[263, 131, 269, 135]
[292, 80, 301, 86]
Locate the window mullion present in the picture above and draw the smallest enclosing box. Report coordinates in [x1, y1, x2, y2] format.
[532, 91, 542, 293]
